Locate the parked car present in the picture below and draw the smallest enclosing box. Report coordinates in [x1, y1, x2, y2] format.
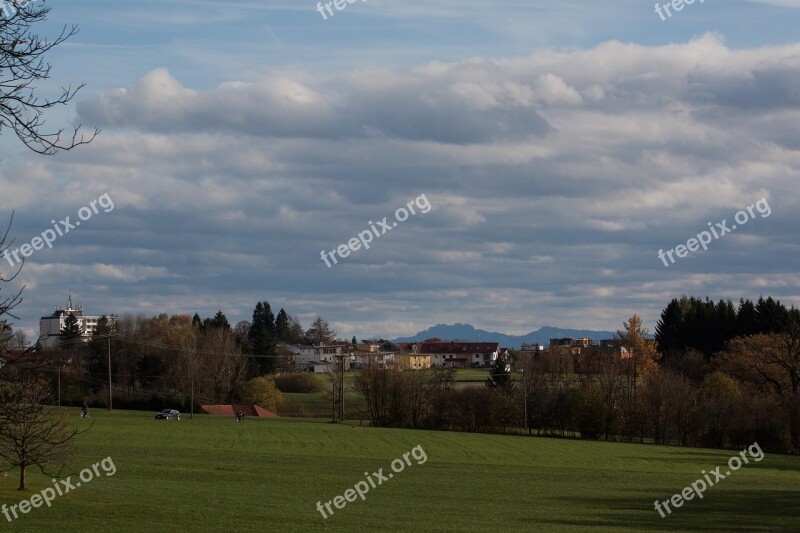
[154, 409, 181, 420]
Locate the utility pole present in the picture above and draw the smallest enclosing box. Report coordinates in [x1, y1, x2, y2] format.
[522, 369, 528, 435]
[331, 354, 345, 422]
[340, 354, 345, 421]
[190, 370, 194, 420]
[57, 365, 62, 406]
[331, 360, 336, 423]
[107, 336, 112, 410]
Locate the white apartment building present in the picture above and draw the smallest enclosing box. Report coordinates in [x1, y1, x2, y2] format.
[293, 343, 350, 371]
[39, 295, 114, 349]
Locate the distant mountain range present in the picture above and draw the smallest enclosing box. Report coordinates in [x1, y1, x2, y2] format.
[391, 323, 618, 350]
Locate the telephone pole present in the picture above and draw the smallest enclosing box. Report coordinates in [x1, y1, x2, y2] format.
[522, 369, 529, 435]
[340, 354, 345, 421]
[107, 336, 112, 410]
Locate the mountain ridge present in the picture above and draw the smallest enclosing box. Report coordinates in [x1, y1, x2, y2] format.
[391, 323, 617, 349]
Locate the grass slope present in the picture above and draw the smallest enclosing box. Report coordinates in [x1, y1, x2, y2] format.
[0, 410, 798, 532]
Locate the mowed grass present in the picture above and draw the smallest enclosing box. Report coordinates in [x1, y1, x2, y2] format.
[0, 410, 799, 532]
[282, 369, 493, 418]
[281, 369, 490, 417]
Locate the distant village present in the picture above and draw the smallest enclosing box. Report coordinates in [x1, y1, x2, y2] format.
[18, 296, 630, 376]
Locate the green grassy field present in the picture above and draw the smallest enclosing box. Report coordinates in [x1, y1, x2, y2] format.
[1, 409, 798, 532]
[280, 369, 494, 418]
[279, 369, 483, 418]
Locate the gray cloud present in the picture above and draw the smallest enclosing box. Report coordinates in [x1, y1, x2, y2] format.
[4, 34, 800, 340]
[76, 67, 552, 144]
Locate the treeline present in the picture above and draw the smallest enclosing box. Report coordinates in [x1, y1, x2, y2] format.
[356, 303, 800, 455]
[6, 301, 338, 413]
[654, 296, 800, 357]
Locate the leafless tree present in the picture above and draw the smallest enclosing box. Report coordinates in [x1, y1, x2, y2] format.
[0, 2, 97, 154]
[0, 216, 23, 362]
[0, 377, 85, 490]
[305, 317, 336, 345]
[200, 327, 246, 403]
[328, 354, 347, 421]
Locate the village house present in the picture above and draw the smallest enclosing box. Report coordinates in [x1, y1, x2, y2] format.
[398, 341, 500, 368]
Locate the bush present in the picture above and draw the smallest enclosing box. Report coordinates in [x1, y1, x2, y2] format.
[274, 373, 324, 393]
[242, 376, 284, 413]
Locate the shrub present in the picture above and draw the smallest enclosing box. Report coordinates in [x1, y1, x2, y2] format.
[274, 373, 324, 393]
[242, 376, 284, 413]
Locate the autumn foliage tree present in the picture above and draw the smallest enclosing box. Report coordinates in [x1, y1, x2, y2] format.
[717, 321, 800, 451]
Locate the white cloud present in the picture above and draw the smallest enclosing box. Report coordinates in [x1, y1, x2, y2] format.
[6, 34, 800, 336]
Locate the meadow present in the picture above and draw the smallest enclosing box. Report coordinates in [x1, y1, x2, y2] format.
[0, 409, 798, 532]
[281, 369, 494, 419]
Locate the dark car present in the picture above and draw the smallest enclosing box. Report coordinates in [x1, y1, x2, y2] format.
[154, 409, 181, 420]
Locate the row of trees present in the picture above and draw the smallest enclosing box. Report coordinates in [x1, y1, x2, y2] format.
[0, 292, 340, 414]
[655, 296, 800, 358]
[38, 303, 339, 411]
[354, 309, 800, 454]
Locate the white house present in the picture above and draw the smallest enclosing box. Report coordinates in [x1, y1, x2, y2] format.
[294, 343, 350, 371]
[38, 295, 114, 349]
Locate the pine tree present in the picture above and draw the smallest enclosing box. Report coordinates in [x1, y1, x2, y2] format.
[736, 299, 759, 336]
[249, 302, 276, 374]
[655, 299, 684, 359]
[60, 313, 82, 348]
[205, 310, 230, 331]
[486, 353, 514, 393]
[275, 308, 290, 343]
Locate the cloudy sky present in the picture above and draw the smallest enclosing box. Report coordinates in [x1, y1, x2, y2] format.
[2, 0, 800, 341]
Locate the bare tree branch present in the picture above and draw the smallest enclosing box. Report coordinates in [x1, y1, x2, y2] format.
[0, 377, 90, 490]
[0, 3, 98, 154]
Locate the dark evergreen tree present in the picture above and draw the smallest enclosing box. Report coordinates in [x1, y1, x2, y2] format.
[274, 308, 290, 343]
[736, 299, 759, 336]
[192, 313, 203, 330]
[204, 310, 230, 331]
[59, 313, 82, 347]
[715, 299, 737, 353]
[655, 299, 684, 358]
[756, 296, 790, 334]
[656, 295, 800, 360]
[486, 353, 514, 393]
[248, 302, 276, 374]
